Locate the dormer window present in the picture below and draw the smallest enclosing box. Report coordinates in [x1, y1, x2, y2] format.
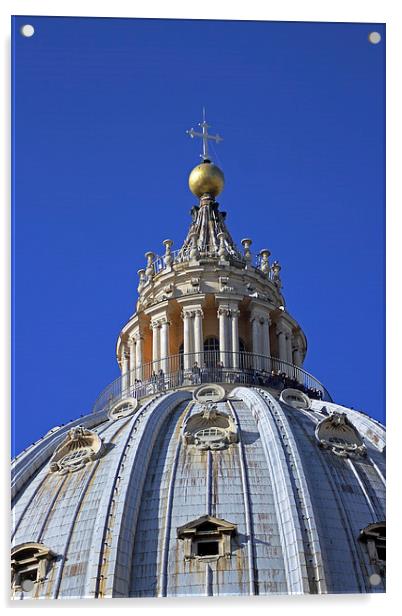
[11, 543, 55, 597]
[177, 515, 237, 561]
[193, 383, 226, 403]
[280, 388, 311, 410]
[109, 397, 138, 420]
[359, 522, 386, 576]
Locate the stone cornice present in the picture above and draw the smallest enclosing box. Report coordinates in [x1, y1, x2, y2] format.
[176, 294, 206, 309]
[144, 300, 170, 318]
[249, 298, 275, 314]
[215, 293, 244, 304]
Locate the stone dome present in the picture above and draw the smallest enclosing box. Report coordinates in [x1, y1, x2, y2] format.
[11, 388, 386, 598]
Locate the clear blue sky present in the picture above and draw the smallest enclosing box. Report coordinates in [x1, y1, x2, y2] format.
[12, 16, 385, 455]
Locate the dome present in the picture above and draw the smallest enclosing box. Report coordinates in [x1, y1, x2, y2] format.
[11, 388, 386, 598]
[188, 160, 224, 198]
[11, 115, 386, 599]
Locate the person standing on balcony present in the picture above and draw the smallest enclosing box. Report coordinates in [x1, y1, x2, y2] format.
[158, 369, 165, 392]
[201, 363, 208, 383]
[192, 362, 201, 384]
[217, 361, 223, 383]
[151, 371, 158, 393]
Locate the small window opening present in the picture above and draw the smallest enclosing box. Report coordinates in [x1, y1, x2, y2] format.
[376, 543, 386, 562]
[11, 543, 55, 596]
[197, 541, 220, 557]
[197, 522, 218, 532]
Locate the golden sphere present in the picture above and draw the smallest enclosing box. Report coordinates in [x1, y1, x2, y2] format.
[188, 161, 225, 198]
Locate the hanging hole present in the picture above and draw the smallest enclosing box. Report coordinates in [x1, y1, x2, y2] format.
[369, 573, 382, 586]
[368, 32, 381, 45]
[20, 24, 35, 38]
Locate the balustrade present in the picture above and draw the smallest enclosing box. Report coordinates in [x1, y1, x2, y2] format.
[92, 351, 332, 413]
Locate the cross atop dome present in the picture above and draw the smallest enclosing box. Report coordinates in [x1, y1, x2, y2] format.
[186, 108, 223, 161]
[186, 111, 225, 199]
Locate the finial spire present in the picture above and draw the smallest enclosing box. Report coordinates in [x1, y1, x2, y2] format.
[186, 109, 223, 161]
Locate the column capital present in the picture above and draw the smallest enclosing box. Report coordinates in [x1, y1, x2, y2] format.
[159, 316, 171, 326]
[217, 305, 231, 318]
[277, 319, 293, 336]
[181, 308, 194, 320]
[250, 311, 270, 325]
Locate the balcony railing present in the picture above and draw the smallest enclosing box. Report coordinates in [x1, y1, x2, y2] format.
[92, 351, 332, 413]
[151, 247, 273, 279]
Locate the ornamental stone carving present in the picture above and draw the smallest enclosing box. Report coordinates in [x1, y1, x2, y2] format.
[217, 305, 231, 318]
[144, 251, 155, 281]
[315, 412, 366, 458]
[162, 283, 174, 298]
[137, 268, 146, 294]
[241, 238, 252, 265]
[271, 260, 282, 288]
[186, 277, 201, 294]
[189, 232, 199, 260]
[49, 426, 104, 474]
[163, 239, 173, 268]
[259, 249, 271, 274]
[182, 403, 238, 450]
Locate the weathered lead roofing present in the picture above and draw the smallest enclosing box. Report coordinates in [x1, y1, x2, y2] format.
[11, 387, 385, 598]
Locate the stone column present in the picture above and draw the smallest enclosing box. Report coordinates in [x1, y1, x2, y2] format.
[277, 321, 293, 376]
[160, 318, 170, 374]
[135, 334, 143, 380]
[128, 337, 136, 387]
[286, 332, 293, 365]
[218, 306, 229, 366]
[193, 309, 204, 368]
[293, 347, 302, 367]
[121, 347, 129, 395]
[151, 321, 160, 371]
[277, 327, 288, 363]
[182, 309, 193, 370]
[250, 315, 260, 371]
[261, 316, 271, 371]
[231, 308, 240, 368]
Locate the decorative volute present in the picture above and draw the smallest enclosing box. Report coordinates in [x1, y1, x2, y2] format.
[178, 196, 241, 260]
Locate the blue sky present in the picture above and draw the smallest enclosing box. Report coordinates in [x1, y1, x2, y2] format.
[12, 16, 385, 455]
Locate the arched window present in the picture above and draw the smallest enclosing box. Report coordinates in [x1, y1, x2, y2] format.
[204, 337, 219, 367]
[238, 338, 246, 369]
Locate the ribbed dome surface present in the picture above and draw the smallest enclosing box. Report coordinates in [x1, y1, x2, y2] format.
[11, 386, 385, 598]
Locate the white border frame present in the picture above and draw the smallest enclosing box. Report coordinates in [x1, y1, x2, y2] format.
[2, 1, 400, 613]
